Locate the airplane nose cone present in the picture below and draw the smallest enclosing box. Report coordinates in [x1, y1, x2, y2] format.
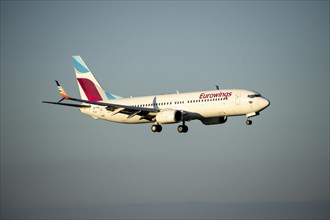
[260, 98, 270, 110]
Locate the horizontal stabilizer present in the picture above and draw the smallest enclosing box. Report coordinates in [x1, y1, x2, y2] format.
[42, 101, 90, 108]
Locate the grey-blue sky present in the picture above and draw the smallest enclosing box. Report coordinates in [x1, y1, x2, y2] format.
[1, 1, 329, 219]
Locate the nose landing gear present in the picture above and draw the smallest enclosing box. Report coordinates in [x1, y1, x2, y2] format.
[246, 112, 258, 126]
[246, 119, 252, 125]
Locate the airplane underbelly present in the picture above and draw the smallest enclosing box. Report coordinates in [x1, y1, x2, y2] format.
[81, 108, 149, 124]
[104, 114, 150, 124]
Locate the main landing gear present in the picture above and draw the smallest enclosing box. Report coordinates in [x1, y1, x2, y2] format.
[151, 124, 162, 133]
[151, 122, 188, 133]
[177, 122, 188, 133]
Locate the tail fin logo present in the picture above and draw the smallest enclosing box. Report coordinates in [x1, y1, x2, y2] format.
[72, 56, 122, 101]
[77, 78, 103, 102]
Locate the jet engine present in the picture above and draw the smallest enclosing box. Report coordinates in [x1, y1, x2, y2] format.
[201, 116, 228, 125]
[155, 110, 182, 124]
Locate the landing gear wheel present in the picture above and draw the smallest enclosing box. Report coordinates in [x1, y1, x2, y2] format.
[177, 125, 188, 133]
[151, 125, 157, 132]
[151, 124, 162, 132]
[246, 119, 252, 125]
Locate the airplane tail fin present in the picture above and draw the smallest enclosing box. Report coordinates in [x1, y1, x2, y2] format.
[72, 56, 121, 102]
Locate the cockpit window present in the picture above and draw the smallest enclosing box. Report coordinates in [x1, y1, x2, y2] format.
[248, 94, 261, 98]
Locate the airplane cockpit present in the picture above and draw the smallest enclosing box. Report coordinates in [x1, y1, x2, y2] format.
[248, 93, 262, 98]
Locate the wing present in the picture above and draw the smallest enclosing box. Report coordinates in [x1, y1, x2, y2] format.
[42, 81, 158, 121]
[69, 96, 158, 121]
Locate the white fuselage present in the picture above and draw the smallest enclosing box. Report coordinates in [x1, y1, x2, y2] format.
[43, 56, 271, 133]
[80, 89, 270, 124]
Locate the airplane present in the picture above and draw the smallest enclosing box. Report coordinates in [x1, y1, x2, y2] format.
[43, 56, 270, 133]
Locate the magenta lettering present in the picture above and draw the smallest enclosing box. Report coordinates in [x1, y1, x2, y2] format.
[199, 92, 232, 99]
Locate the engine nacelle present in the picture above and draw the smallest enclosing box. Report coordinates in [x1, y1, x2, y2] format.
[201, 116, 227, 125]
[155, 110, 182, 124]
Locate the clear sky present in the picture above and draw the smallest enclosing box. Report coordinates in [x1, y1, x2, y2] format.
[1, 1, 329, 219]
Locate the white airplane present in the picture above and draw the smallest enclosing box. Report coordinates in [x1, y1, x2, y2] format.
[43, 56, 270, 133]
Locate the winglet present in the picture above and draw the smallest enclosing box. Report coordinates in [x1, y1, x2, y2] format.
[55, 80, 69, 99]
